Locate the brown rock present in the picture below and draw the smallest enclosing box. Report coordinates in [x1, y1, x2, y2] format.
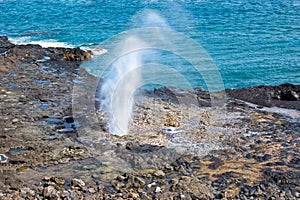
[63, 48, 92, 61]
[43, 185, 58, 198]
[154, 170, 165, 178]
[71, 178, 85, 188]
[50, 176, 65, 186]
[165, 111, 181, 127]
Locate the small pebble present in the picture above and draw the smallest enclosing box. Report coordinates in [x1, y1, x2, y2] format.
[43, 176, 52, 181]
[154, 170, 165, 178]
[63, 116, 74, 123]
[51, 176, 65, 186]
[155, 186, 161, 193]
[88, 187, 96, 194]
[0, 154, 8, 163]
[129, 192, 139, 198]
[71, 178, 85, 188]
[92, 174, 100, 179]
[147, 182, 156, 189]
[12, 118, 19, 123]
[20, 188, 35, 196]
[43, 185, 56, 197]
[292, 191, 300, 198]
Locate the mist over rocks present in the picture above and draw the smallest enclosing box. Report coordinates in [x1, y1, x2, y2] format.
[0, 38, 300, 199]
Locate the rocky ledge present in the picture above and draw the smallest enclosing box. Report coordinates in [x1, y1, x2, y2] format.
[226, 84, 300, 110]
[0, 36, 299, 199]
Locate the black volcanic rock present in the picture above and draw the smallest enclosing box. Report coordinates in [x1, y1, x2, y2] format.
[226, 84, 300, 110]
[0, 36, 15, 54]
[0, 36, 92, 63]
[271, 83, 299, 101]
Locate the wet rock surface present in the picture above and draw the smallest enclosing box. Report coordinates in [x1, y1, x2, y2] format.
[0, 37, 300, 199]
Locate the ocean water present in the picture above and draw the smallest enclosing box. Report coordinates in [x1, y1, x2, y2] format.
[0, 0, 299, 89]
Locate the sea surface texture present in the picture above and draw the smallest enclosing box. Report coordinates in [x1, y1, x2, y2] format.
[0, 0, 299, 89]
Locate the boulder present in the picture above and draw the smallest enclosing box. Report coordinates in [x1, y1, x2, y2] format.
[0, 36, 15, 54]
[71, 178, 85, 189]
[63, 48, 92, 61]
[271, 84, 299, 101]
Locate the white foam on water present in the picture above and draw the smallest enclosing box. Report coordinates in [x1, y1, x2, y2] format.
[89, 46, 108, 56]
[10, 36, 108, 57]
[29, 40, 75, 48]
[9, 37, 75, 48]
[8, 36, 31, 44]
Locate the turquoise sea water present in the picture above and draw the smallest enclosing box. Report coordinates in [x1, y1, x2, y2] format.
[0, 0, 299, 89]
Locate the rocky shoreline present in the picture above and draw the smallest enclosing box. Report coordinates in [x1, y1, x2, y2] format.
[0, 36, 299, 199]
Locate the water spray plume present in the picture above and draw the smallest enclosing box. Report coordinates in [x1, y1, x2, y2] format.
[99, 37, 145, 135]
